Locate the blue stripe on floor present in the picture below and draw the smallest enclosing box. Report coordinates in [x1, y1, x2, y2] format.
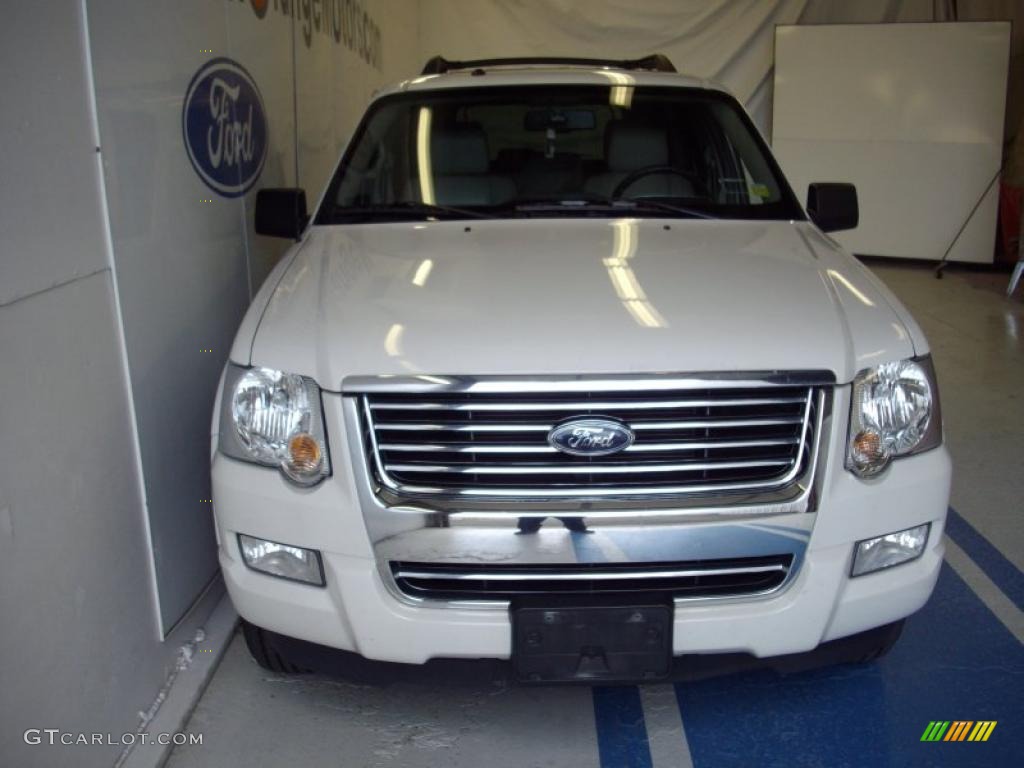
[593, 686, 653, 768]
[571, 531, 658, 768]
[674, 563, 1024, 768]
[944, 506, 1024, 611]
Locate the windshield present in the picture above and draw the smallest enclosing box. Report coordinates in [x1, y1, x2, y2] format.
[316, 85, 803, 224]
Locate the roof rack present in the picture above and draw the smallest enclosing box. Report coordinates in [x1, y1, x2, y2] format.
[420, 54, 677, 76]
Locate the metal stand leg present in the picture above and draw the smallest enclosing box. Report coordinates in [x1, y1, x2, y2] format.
[1009, 261, 1024, 297]
[1010, 203, 1024, 297]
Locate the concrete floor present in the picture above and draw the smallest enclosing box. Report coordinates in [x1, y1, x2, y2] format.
[168, 261, 1023, 768]
[877, 263, 1024, 571]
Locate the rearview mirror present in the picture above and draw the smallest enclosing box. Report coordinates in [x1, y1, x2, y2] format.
[806, 183, 858, 233]
[255, 188, 308, 240]
[524, 108, 597, 132]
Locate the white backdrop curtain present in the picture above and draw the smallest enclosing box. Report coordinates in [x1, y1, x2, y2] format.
[417, 0, 950, 138]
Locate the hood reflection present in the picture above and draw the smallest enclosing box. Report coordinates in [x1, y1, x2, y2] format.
[604, 218, 668, 328]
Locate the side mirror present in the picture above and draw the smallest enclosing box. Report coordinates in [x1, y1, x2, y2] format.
[806, 183, 858, 233]
[255, 188, 308, 240]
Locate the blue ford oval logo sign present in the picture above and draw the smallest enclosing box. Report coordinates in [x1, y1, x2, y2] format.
[548, 418, 634, 457]
[182, 58, 267, 197]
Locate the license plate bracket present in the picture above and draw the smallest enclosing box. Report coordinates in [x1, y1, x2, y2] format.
[512, 602, 673, 683]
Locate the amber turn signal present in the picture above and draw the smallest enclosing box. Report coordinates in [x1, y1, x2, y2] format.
[853, 430, 882, 459]
[281, 432, 324, 484]
[850, 429, 889, 475]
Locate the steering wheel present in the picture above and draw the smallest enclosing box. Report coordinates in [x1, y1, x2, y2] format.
[611, 165, 706, 200]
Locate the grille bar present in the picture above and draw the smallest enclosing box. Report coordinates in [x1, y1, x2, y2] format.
[360, 380, 823, 502]
[379, 437, 800, 454]
[373, 416, 805, 432]
[384, 459, 793, 475]
[369, 396, 806, 412]
[390, 556, 794, 601]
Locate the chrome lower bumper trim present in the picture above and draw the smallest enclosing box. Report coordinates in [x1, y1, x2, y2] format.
[393, 563, 789, 582]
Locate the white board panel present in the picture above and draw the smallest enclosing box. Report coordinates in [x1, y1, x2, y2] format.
[772, 22, 1010, 262]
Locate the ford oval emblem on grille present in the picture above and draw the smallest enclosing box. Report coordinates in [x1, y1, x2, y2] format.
[548, 418, 635, 457]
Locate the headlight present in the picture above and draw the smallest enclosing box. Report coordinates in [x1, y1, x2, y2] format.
[847, 355, 942, 477]
[218, 364, 331, 486]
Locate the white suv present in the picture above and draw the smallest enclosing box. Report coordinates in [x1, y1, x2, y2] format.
[212, 55, 951, 682]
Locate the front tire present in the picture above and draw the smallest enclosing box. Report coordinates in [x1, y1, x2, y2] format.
[849, 619, 905, 663]
[240, 619, 310, 673]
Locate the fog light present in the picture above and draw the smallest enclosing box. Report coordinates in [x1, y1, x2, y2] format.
[238, 534, 324, 585]
[851, 523, 930, 577]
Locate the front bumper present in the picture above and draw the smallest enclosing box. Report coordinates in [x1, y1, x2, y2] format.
[219, 520, 945, 664]
[212, 388, 952, 664]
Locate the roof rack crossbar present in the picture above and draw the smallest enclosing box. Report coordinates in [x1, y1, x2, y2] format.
[420, 54, 676, 76]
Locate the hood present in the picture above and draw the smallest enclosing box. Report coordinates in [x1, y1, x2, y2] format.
[247, 218, 919, 389]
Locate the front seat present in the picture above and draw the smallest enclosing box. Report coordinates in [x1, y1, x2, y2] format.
[584, 123, 695, 199]
[427, 125, 516, 207]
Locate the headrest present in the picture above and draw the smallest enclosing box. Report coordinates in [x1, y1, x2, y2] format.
[606, 123, 669, 172]
[431, 126, 490, 175]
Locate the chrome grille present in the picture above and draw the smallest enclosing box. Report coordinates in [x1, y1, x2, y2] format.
[390, 556, 794, 601]
[358, 378, 825, 501]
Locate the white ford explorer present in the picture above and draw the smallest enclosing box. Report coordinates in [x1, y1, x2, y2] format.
[212, 55, 951, 682]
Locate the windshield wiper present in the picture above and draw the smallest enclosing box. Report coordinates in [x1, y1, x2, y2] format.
[509, 196, 717, 220]
[329, 201, 496, 221]
[611, 198, 717, 220]
[511, 195, 616, 211]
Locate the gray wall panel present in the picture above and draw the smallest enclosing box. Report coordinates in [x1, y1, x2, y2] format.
[86, 0, 423, 631]
[224, 1, 300, 291]
[0, 5, 110, 306]
[0, 8, 171, 765]
[0, 7, 168, 766]
[0, 275, 166, 767]
[86, 0, 245, 630]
